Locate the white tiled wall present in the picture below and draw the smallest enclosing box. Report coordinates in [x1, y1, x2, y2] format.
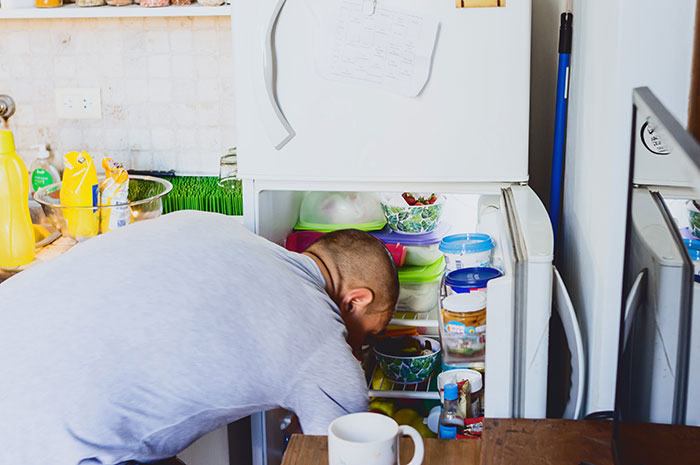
[0, 16, 235, 175]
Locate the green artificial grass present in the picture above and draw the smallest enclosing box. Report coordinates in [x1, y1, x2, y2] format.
[129, 176, 243, 216]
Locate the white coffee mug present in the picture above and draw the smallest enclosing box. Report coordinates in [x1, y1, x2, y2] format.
[328, 412, 424, 465]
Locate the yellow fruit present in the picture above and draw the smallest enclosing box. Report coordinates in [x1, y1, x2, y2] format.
[369, 399, 396, 417]
[411, 417, 437, 439]
[371, 369, 394, 390]
[393, 408, 421, 426]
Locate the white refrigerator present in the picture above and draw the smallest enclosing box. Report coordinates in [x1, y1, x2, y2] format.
[229, 1, 583, 464]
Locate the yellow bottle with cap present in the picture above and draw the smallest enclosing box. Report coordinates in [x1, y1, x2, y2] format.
[0, 129, 35, 267]
[61, 151, 99, 239]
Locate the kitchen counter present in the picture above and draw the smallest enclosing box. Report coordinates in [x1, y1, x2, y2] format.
[0, 236, 76, 284]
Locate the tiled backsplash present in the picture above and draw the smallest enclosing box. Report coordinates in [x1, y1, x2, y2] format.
[0, 16, 234, 175]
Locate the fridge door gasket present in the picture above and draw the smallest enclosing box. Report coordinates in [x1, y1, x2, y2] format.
[502, 186, 528, 418]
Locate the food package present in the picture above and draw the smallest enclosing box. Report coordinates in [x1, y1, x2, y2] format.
[61, 151, 99, 239]
[99, 158, 132, 233]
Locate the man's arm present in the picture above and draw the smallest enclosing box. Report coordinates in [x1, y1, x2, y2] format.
[284, 344, 369, 435]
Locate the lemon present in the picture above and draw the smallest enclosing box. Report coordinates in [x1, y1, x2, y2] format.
[393, 408, 421, 426]
[369, 399, 396, 417]
[411, 417, 437, 438]
[371, 370, 394, 391]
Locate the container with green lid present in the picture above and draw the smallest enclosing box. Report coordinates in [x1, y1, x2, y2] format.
[294, 191, 386, 232]
[397, 257, 445, 313]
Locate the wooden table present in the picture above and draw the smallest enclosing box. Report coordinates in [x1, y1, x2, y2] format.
[281, 418, 613, 465]
[280, 417, 700, 464]
[480, 418, 614, 465]
[281, 434, 481, 465]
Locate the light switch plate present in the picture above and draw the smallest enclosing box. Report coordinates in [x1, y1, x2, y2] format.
[55, 87, 102, 120]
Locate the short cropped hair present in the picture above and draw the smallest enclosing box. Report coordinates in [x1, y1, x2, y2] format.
[307, 229, 399, 314]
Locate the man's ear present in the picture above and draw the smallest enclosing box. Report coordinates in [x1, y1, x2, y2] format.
[339, 288, 374, 315]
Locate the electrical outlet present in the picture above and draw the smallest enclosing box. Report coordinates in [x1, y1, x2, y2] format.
[55, 88, 102, 120]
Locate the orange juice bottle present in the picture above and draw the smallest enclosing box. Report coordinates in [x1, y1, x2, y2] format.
[0, 130, 35, 268]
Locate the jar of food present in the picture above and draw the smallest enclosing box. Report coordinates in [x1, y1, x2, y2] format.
[440, 292, 486, 362]
[140, 0, 168, 7]
[170, 0, 190, 4]
[218, 147, 238, 189]
[106, 0, 131, 6]
[197, 0, 223, 6]
[76, 0, 104, 6]
[35, 0, 62, 8]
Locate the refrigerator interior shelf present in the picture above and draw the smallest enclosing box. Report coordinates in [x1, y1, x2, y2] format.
[366, 357, 440, 400]
[389, 308, 439, 328]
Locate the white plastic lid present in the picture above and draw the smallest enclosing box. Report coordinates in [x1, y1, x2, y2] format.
[443, 292, 486, 313]
[32, 144, 49, 159]
[438, 368, 483, 394]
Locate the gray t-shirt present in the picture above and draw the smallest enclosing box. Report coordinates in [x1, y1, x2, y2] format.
[0, 211, 368, 465]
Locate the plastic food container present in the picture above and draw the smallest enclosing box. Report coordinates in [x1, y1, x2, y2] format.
[285, 230, 407, 266]
[684, 239, 700, 282]
[295, 191, 385, 232]
[380, 193, 445, 234]
[445, 267, 502, 294]
[439, 233, 494, 272]
[371, 223, 450, 267]
[397, 257, 445, 313]
[687, 200, 700, 239]
[439, 292, 486, 362]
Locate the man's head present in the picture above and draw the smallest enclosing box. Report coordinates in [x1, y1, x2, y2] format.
[302, 229, 399, 354]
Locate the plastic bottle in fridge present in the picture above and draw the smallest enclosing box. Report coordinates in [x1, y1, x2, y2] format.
[438, 383, 464, 439]
[0, 129, 35, 268]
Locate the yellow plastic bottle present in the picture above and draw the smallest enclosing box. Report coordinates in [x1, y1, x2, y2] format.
[0, 130, 35, 267]
[61, 151, 99, 240]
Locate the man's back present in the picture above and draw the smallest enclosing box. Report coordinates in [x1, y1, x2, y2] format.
[0, 211, 367, 464]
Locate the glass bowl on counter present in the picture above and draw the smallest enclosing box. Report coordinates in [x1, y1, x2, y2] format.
[33, 175, 172, 242]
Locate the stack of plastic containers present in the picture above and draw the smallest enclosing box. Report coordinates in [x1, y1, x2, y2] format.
[284, 192, 408, 265]
[438, 233, 499, 369]
[371, 224, 449, 313]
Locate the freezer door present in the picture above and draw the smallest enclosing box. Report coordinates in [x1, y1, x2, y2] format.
[231, 0, 531, 183]
[486, 185, 553, 418]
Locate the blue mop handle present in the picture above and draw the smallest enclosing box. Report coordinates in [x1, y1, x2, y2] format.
[549, 12, 573, 246]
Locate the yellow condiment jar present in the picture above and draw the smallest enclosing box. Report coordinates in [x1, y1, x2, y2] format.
[36, 0, 63, 8]
[441, 292, 486, 359]
[0, 130, 35, 268]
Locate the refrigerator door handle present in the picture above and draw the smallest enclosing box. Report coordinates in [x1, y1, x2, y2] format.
[553, 266, 585, 419]
[263, 0, 296, 150]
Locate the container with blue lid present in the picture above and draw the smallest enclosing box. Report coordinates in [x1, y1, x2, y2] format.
[683, 239, 700, 282]
[439, 233, 495, 272]
[372, 223, 450, 267]
[446, 267, 503, 294]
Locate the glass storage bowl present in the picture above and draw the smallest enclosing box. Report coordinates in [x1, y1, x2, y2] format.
[34, 175, 172, 242]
